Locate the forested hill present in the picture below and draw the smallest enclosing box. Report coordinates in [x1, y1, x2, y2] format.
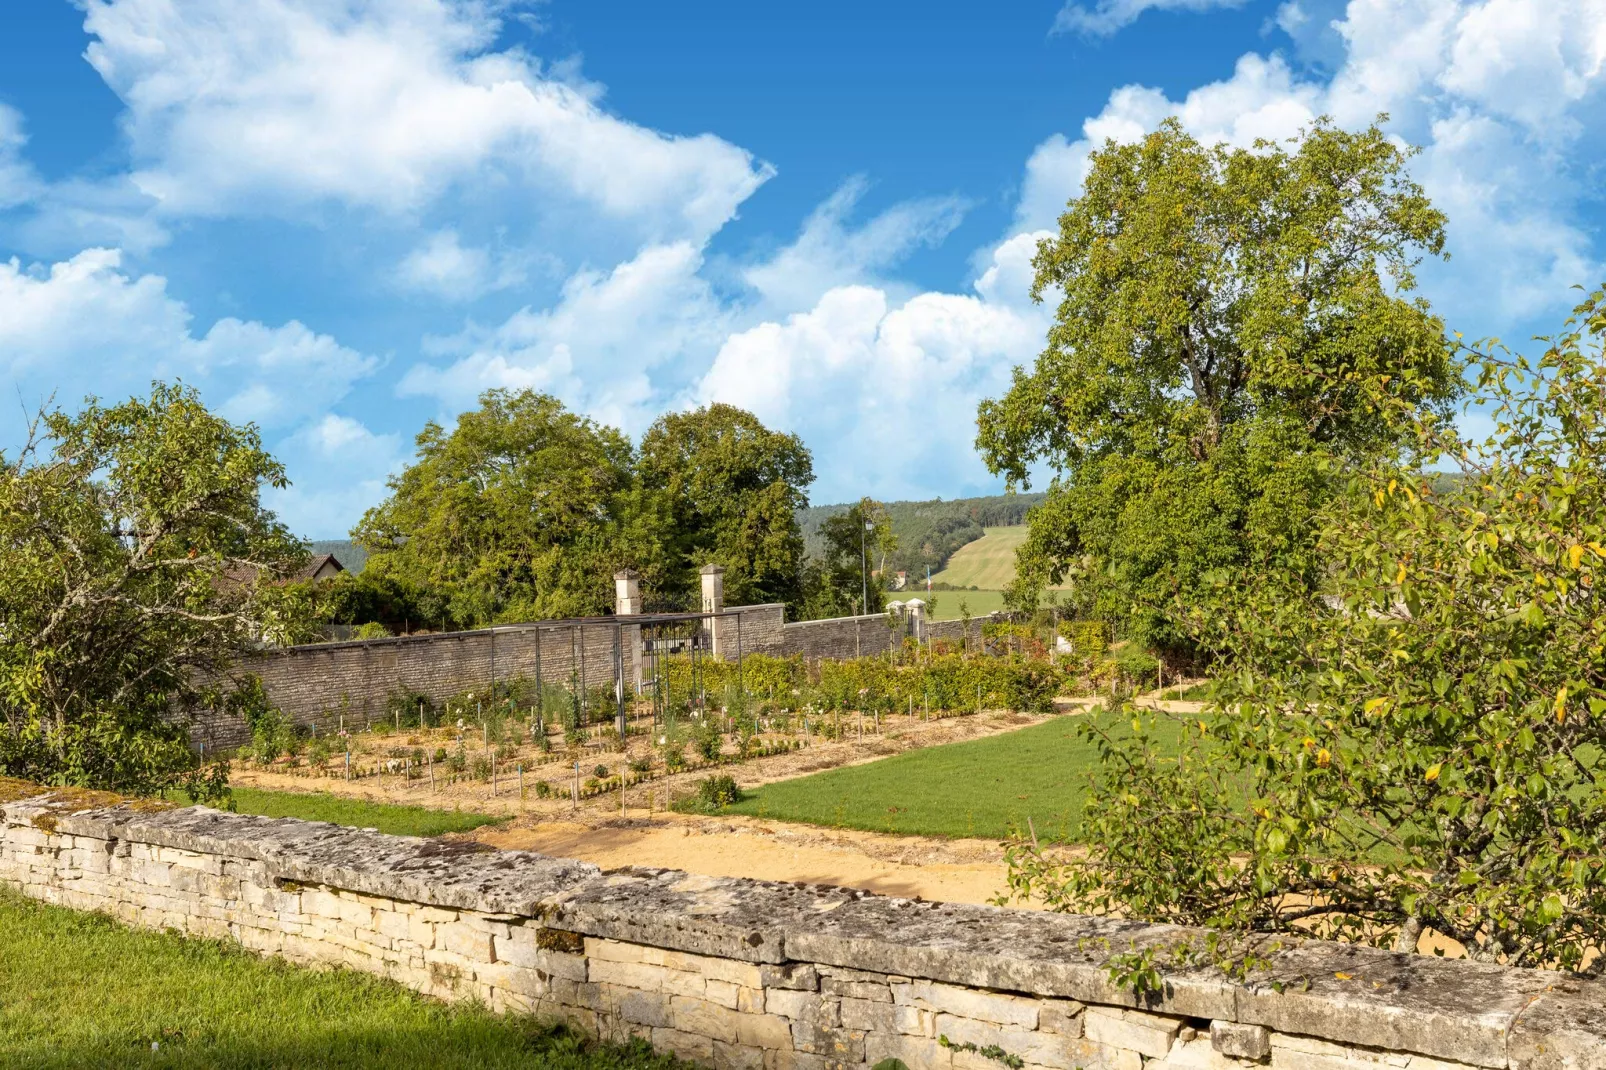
[799, 492, 1045, 577]
[312, 493, 1042, 582]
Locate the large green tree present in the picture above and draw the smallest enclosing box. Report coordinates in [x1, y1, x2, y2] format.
[638, 404, 814, 610]
[801, 498, 896, 619]
[1005, 287, 1606, 971]
[977, 118, 1460, 652]
[0, 383, 305, 800]
[355, 390, 660, 625]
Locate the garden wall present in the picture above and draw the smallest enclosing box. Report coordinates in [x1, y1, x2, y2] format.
[226, 605, 993, 752]
[208, 622, 630, 751]
[2, 785, 1601, 1070]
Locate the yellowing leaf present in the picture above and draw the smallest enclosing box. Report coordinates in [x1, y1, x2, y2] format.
[1570, 544, 1585, 569]
[1395, 563, 1407, 585]
[1556, 688, 1569, 723]
[1334, 972, 1353, 980]
[1425, 764, 1442, 782]
[1363, 697, 1389, 715]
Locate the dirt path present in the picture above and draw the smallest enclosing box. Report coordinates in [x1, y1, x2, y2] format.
[233, 688, 1205, 907]
[474, 811, 1032, 908]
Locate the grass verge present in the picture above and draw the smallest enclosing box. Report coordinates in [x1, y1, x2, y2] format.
[0, 886, 685, 1069]
[229, 787, 504, 837]
[722, 709, 1168, 840]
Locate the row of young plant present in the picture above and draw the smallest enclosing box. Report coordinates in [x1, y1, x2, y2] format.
[662, 651, 1069, 717]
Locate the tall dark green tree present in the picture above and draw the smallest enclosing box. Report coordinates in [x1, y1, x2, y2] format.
[0, 383, 305, 800]
[638, 404, 814, 610]
[801, 498, 896, 619]
[355, 390, 661, 625]
[976, 118, 1461, 653]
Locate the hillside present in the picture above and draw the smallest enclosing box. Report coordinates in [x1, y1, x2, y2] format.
[799, 492, 1044, 576]
[308, 539, 368, 573]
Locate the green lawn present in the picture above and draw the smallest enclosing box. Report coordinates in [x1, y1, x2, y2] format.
[724, 710, 1158, 840]
[0, 887, 686, 1069]
[229, 787, 504, 838]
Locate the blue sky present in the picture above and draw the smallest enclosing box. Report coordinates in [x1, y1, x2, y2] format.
[1, 0, 1602, 537]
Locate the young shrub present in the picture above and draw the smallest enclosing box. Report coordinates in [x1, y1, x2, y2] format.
[674, 774, 743, 813]
[694, 716, 723, 762]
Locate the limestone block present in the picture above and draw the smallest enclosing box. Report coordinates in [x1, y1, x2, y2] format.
[375, 908, 412, 942]
[762, 1049, 830, 1070]
[766, 988, 840, 1026]
[840, 997, 896, 1033]
[736, 1013, 794, 1051]
[706, 978, 742, 1009]
[894, 1003, 937, 1037]
[790, 1020, 865, 1062]
[760, 963, 820, 992]
[336, 898, 374, 930]
[1085, 1006, 1185, 1058]
[1213, 1022, 1272, 1061]
[865, 1030, 954, 1069]
[407, 914, 436, 950]
[303, 889, 343, 919]
[616, 988, 675, 1029]
[821, 976, 893, 1002]
[1040, 999, 1085, 1038]
[671, 995, 745, 1044]
[652, 1026, 715, 1063]
[472, 961, 549, 1000]
[935, 1013, 1087, 1070]
[590, 956, 705, 997]
[713, 1039, 766, 1070]
[439, 923, 495, 963]
[900, 980, 1040, 1029]
[492, 936, 587, 981]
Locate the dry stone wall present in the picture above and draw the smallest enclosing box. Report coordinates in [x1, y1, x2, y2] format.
[2, 787, 1602, 1070]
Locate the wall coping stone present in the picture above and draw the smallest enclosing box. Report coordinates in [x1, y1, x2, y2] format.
[2, 788, 1601, 1069]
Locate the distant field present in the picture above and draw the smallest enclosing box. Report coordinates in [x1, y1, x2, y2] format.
[909, 589, 1008, 620]
[929, 525, 1027, 589]
[927, 525, 1069, 595]
[723, 709, 1153, 840]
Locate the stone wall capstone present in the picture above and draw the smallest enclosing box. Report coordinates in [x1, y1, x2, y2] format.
[1, 787, 1600, 1070]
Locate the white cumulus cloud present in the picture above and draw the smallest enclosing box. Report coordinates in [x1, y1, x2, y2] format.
[80, 0, 771, 243]
[0, 247, 380, 532]
[1053, 0, 1248, 37]
[694, 236, 1051, 502]
[1016, 1, 1606, 329]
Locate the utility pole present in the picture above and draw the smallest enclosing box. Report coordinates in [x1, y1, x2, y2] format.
[861, 514, 873, 616]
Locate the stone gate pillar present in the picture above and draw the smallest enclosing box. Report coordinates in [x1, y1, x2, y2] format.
[700, 564, 726, 659]
[614, 569, 642, 691]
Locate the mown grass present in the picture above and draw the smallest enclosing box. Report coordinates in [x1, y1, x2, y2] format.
[229, 787, 504, 838]
[0, 887, 686, 1070]
[723, 710, 1173, 840]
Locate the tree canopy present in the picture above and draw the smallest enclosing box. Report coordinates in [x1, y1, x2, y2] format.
[0, 383, 304, 800]
[1006, 287, 1606, 970]
[801, 498, 896, 619]
[354, 390, 655, 626]
[977, 118, 1461, 653]
[638, 403, 814, 609]
[353, 392, 818, 624]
